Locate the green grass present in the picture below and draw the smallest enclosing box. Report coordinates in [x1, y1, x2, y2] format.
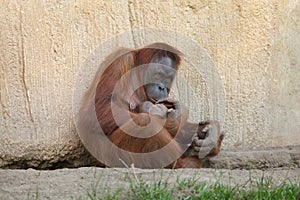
[83, 172, 300, 200]
[20, 170, 299, 200]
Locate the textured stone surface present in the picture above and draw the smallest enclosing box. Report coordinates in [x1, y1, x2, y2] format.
[208, 146, 300, 169]
[0, 0, 299, 168]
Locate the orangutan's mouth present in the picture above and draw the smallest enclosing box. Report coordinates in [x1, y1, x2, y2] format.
[149, 97, 158, 103]
[154, 98, 176, 109]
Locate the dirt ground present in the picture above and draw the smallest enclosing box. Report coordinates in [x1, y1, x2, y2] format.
[0, 168, 299, 200]
[0, 146, 299, 200]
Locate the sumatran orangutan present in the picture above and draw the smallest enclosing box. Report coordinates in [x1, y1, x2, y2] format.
[77, 43, 224, 168]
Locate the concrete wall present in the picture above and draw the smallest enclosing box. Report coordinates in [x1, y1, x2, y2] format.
[0, 0, 299, 168]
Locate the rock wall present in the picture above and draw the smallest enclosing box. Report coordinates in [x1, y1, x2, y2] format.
[0, 0, 299, 168]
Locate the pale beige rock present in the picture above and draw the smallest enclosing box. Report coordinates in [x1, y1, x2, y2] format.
[0, 0, 299, 168]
